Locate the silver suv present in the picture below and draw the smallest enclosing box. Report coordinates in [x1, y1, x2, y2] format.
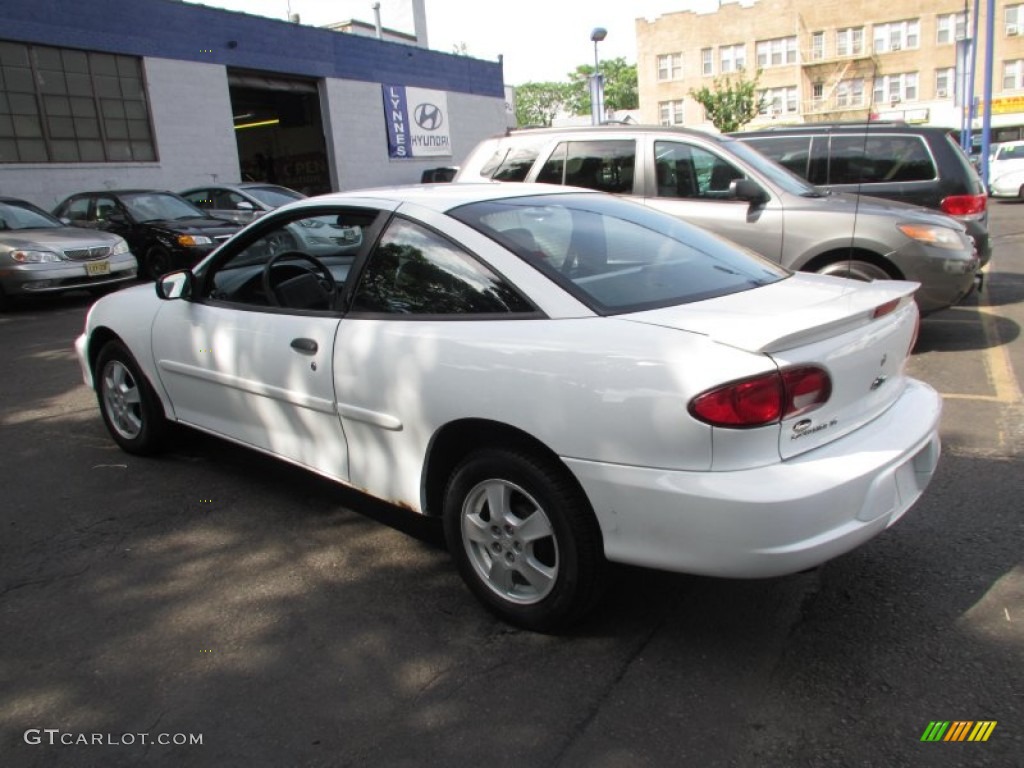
[456, 126, 979, 314]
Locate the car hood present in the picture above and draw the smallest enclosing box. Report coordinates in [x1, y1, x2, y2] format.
[0, 227, 124, 251]
[142, 218, 239, 235]
[792, 191, 967, 230]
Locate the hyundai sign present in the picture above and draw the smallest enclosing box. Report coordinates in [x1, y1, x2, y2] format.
[382, 85, 452, 158]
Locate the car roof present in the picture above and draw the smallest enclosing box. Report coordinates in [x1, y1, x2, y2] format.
[735, 123, 954, 137]
[64, 189, 178, 197]
[287, 183, 598, 214]
[499, 124, 732, 143]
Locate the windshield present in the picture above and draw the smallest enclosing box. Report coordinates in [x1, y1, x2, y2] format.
[450, 192, 788, 314]
[245, 186, 305, 208]
[722, 137, 820, 195]
[121, 193, 207, 222]
[0, 200, 63, 230]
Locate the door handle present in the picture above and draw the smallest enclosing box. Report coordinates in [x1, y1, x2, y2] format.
[290, 338, 318, 354]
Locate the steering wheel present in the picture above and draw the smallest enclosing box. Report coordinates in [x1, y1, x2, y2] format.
[261, 251, 338, 307]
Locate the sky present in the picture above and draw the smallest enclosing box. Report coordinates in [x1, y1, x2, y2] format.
[184, 0, 723, 85]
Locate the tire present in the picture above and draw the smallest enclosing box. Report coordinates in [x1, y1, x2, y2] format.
[95, 340, 168, 455]
[814, 258, 893, 282]
[143, 246, 173, 281]
[443, 448, 606, 632]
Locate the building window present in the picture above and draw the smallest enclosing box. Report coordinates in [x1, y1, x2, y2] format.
[701, 48, 713, 76]
[812, 82, 824, 103]
[758, 85, 798, 115]
[873, 72, 919, 104]
[1007, 5, 1024, 36]
[811, 32, 825, 60]
[835, 78, 865, 107]
[659, 99, 684, 125]
[873, 20, 920, 53]
[836, 27, 865, 56]
[719, 43, 746, 74]
[935, 68, 954, 98]
[756, 37, 798, 68]
[1003, 59, 1024, 90]
[657, 53, 683, 81]
[0, 41, 156, 164]
[937, 12, 967, 44]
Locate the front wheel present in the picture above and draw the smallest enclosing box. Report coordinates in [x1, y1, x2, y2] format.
[95, 340, 168, 455]
[143, 246, 173, 281]
[443, 448, 606, 632]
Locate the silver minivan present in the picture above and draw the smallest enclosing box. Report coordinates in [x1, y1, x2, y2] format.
[456, 126, 979, 314]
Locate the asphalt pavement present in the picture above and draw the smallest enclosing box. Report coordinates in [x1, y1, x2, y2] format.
[0, 204, 1021, 767]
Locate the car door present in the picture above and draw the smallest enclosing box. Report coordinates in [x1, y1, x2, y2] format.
[149, 206, 378, 480]
[641, 138, 785, 261]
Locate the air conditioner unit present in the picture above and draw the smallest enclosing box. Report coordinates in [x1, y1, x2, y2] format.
[890, 95, 902, 104]
[937, 88, 949, 98]
[1009, 25, 1020, 36]
[891, 42, 902, 51]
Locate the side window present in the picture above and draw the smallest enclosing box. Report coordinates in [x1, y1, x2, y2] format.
[62, 197, 91, 222]
[183, 190, 212, 210]
[744, 136, 812, 177]
[563, 141, 636, 193]
[93, 196, 119, 222]
[350, 217, 532, 315]
[205, 208, 372, 311]
[480, 140, 546, 181]
[213, 190, 247, 210]
[654, 141, 745, 200]
[828, 135, 936, 184]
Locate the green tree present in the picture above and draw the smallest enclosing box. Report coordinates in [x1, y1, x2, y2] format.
[514, 81, 570, 127]
[689, 70, 765, 133]
[565, 57, 638, 116]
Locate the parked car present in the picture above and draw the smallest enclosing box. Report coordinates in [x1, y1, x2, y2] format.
[0, 196, 136, 309]
[180, 182, 306, 225]
[75, 184, 942, 631]
[456, 126, 979, 314]
[986, 140, 1024, 199]
[732, 122, 991, 266]
[53, 190, 241, 280]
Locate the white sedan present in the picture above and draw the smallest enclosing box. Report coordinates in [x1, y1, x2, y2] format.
[75, 184, 942, 631]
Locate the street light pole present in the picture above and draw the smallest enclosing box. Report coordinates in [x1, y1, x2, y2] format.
[590, 27, 607, 125]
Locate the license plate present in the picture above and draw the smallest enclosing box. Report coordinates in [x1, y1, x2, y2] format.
[86, 260, 110, 276]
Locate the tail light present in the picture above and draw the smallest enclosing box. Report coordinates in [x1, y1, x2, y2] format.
[689, 366, 832, 428]
[940, 194, 986, 216]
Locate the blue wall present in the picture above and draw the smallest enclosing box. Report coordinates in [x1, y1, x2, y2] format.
[3, 0, 505, 97]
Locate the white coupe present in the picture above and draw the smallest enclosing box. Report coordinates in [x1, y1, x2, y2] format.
[75, 184, 942, 631]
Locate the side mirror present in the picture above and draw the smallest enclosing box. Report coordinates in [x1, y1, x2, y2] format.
[236, 201, 255, 210]
[731, 178, 768, 203]
[155, 269, 195, 300]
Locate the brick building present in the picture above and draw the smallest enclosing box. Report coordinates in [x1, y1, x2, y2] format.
[637, 0, 1024, 140]
[1, 0, 506, 208]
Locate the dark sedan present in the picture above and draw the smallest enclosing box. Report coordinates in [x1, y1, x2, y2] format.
[54, 190, 240, 280]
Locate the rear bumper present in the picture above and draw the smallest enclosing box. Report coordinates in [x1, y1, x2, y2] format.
[565, 379, 942, 578]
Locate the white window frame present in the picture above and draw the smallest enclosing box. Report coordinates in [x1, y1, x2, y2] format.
[756, 36, 798, 68]
[937, 12, 967, 44]
[1003, 59, 1024, 90]
[873, 20, 920, 53]
[836, 27, 865, 57]
[811, 32, 825, 61]
[658, 99, 685, 126]
[657, 53, 683, 81]
[835, 78, 865, 107]
[757, 85, 799, 116]
[719, 43, 746, 74]
[873, 72, 919, 104]
[1006, 5, 1024, 36]
[935, 67, 954, 98]
[701, 47, 713, 76]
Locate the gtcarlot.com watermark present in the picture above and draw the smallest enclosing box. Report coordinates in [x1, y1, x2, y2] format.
[24, 729, 203, 746]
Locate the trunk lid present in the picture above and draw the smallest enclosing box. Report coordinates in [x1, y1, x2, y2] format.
[623, 273, 921, 459]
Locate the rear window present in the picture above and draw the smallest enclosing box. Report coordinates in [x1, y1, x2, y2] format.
[479, 139, 547, 181]
[536, 140, 636, 194]
[827, 135, 936, 184]
[449, 193, 787, 314]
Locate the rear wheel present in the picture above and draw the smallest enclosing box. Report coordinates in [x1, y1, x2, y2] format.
[443, 448, 606, 632]
[814, 258, 893, 282]
[95, 340, 168, 455]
